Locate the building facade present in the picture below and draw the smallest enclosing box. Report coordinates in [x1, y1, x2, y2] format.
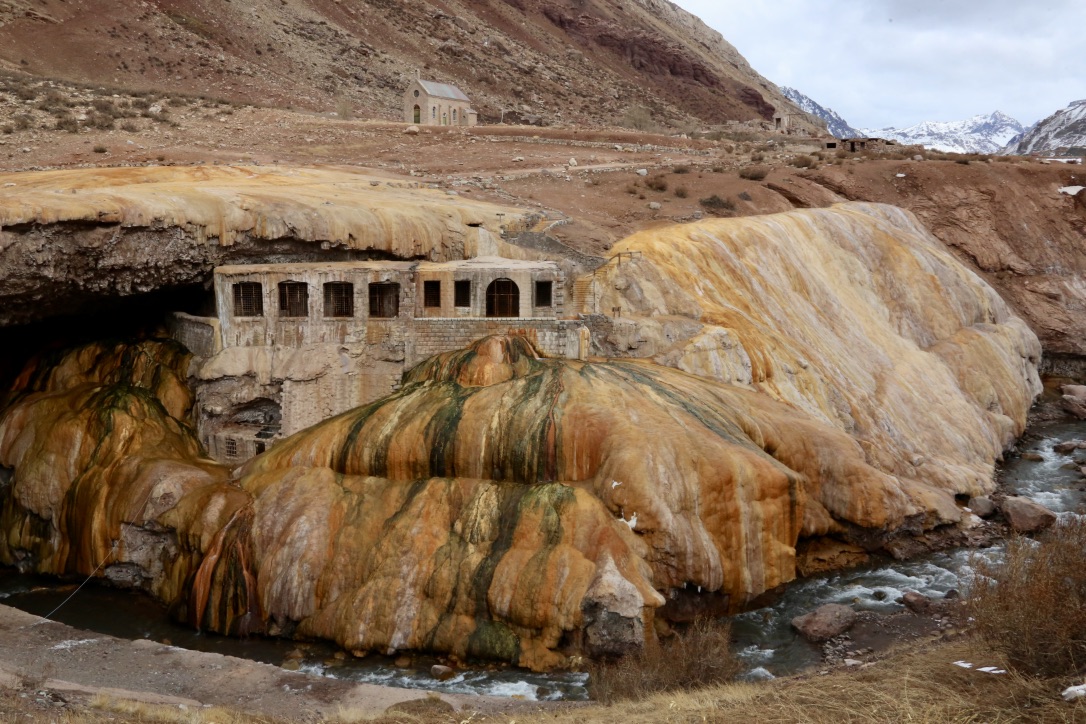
[171, 258, 587, 465]
[403, 74, 477, 126]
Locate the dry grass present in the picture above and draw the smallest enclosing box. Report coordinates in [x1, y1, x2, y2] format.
[90, 695, 289, 723]
[587, 618, 741, 704]
[971, 516, 1086, 677]
[493, 638, 1082, 724]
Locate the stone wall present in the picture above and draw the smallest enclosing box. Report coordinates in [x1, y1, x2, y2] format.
[408, 318, 587, 366]
[167, 313, 221, 357]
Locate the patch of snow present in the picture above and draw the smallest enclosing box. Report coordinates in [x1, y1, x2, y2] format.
[1059, 186, 1084, 195]
[50, 638, 100, 651]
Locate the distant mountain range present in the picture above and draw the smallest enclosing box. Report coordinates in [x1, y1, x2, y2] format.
[782, 87, 1025, 154]
[1003, 99, 1086, 155]
[858, 112, 1025, 155]
[780, 87, 860, 138]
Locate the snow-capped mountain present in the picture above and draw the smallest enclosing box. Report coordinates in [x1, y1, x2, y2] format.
[780, 87, 860, 138]
[858, 112, 1024, 154]
[1004, 100, 1086, 155]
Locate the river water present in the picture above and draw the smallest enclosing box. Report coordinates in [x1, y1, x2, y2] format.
[2, 420, 1083, 701]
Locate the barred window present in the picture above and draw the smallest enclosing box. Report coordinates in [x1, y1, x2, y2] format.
[534, 280, 553, 307]
[486, 278, 519, 318]
[423, 280, 441, 308]
[232, 282, 263, 317]
[323, 282, 354, 317]
[369, 282, 400, 318]
[454, 280, 471, 307]
[224, 438, 238, 459]
[278, 281, 309, 318]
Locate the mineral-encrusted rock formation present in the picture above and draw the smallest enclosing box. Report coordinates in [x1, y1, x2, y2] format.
[0, 202, 1044, 670]
[588, 203, 1042, 515]
[0, 165, 530, 327]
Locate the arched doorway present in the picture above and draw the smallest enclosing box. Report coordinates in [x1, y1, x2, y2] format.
[413, 105, 421, 123]
[486, 278, 519, 317]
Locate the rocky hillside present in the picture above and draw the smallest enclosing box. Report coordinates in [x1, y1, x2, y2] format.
[781, 86, 859, 138]
[0, 0, 809, 129]
[860, 111, 1024, 154]
[1004, 99, 1086, 155]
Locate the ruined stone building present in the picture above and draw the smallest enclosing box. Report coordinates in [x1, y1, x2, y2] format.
[403, 73, 477, 126]
[171, 257, 587, 464]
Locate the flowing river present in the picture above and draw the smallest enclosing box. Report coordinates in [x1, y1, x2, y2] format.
[2, 420, 1083, 701]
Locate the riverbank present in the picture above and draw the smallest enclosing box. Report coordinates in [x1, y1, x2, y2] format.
[0, 604, 564, 722]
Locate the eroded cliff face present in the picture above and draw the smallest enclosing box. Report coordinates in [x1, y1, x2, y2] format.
[0, 340, 246, 612]
[589, 203, 1042, 514]
[0, 165, 532, 327]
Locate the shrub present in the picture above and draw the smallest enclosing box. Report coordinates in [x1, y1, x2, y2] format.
[0, 125, 12, 135]
[621, 105, 655, 132]
[955, 159, 971, 165]
[970, 517, 1086, 677]
[87, 112, 115, 130]
[645, 176, 668, 192]
[674, 186, 689, 198]
[54, 115, 79, 133]
[790, 155, 817, 169]
[92, 145, 107, 153]
[13, 113, 33, 131]
[91, 98, 117, 115]
[700, 194, 736, 214]
[587, 618, 740, 703]
[625, 184, 639, 195]
[750, 152, 765, 163]
[673, 165, 690, 174]
[739, 166, 769, 181]
[120, 121, 139, 132]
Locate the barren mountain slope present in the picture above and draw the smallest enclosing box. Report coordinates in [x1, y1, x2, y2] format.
[0, 0, 808, 129]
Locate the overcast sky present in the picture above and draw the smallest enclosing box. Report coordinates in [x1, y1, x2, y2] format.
[672, 0, 1084, 129]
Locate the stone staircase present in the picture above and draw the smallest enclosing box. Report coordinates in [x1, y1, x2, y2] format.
[570, 277, 597, 315]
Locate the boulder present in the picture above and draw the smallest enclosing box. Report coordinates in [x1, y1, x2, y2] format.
[403, 125, 419, 135]
[967, 496, 997, 518]
[636, 168, 648, 176]
[430, 665, 456, 681]
[791, 603, 857, 642]
[1000, 496, 1057, 533]
[648, 202, 661, 210]
[568, 157, 578, 167]
[902, 591, 932, 613]
[1053, 440, 1083, 454]
[1021, 451, 1044, 461]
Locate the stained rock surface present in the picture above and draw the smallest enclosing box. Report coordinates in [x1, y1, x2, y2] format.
[592, 203, 1042, 522]
[0, 203, 1046, 670]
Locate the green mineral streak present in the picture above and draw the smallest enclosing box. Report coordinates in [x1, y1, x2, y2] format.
[467, 619, 519, 663]
[424, 388, 466, 479]
[460, 483, 573, 662]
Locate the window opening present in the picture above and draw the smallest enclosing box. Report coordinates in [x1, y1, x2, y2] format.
[423, 280, 441, 308]
[278, 281, 309, 318]
[224, 438, 238, 459]
[369, 282, 400, 318]
[534, 280, 553, 307]
[454, 280, 471, 307]
[232, 282, 264, 317]
[254, 441, 266, 455]
[486, 278, 520, 317]
[323, 282, 354, 317]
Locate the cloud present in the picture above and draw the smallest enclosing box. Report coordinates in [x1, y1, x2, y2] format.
[675, 0, 1085, 128]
